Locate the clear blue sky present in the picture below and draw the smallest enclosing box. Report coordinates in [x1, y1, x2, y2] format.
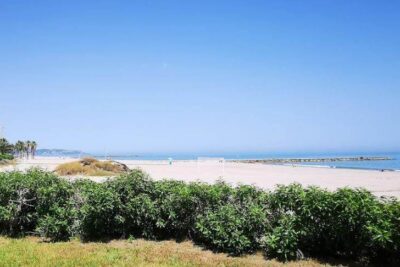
[0, 1, 399, 153]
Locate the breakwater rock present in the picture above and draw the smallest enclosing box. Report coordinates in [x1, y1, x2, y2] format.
[233, 156, 392, 164]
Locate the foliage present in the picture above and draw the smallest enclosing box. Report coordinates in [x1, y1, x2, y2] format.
[0, 170, 398, 265]
[0, 169, 75, 241]
[268, 184, 400, 264]
[76, 180, 123, 241]
[0, 154, 14, 160]
[0, 139, 14, 155]
[195, 203, 268, 255]
[261, 214, 300, 262]
[13, 140, 37, 159]
[0, 138, 14, 163]
[0, 138, 37, 159]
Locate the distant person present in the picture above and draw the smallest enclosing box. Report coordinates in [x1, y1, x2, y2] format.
[168, 157, 173, 165]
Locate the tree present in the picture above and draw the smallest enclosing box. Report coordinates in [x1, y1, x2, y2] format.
[25, 141, 32, 159]
[15, 141, 25, 158]
[12, 140, 38, 159]
[31, 141, 37, 159]
[0, 138, 14, 155]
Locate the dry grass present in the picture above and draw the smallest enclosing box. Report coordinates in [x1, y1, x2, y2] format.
[55, 157, 129, 176]
[0, 237, 333, 267]
[0, 159, 16, 167]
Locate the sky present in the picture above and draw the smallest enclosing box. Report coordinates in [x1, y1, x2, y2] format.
[0, 0, 399, 154]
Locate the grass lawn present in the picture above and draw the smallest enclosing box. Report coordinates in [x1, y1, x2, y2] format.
[0, 237, 331, 267]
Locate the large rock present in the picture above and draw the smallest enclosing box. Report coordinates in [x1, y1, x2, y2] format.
[108, 160, 130, 172]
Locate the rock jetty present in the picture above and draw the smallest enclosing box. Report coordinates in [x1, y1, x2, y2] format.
[233, 156, 392, 164]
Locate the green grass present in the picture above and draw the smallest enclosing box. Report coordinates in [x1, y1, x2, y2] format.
[0, 237, 330, 267]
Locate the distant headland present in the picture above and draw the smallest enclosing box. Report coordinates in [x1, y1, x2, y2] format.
[36, 149, 87, 157]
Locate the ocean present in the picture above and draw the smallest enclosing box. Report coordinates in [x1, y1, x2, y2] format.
[91, 152, 400, 171]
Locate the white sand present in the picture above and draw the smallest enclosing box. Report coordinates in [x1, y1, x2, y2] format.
[2, 157, 400, 197]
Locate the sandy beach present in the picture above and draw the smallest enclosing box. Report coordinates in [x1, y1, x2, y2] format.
[2, 156, 399, 198]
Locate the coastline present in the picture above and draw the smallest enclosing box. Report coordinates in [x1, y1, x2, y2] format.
[280, 163, 399, 172]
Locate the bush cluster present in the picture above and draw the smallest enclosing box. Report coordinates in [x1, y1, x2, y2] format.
[0, 154, 14, 160]
[0, 169, 399, 265]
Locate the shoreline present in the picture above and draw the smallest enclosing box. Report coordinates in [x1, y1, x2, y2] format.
[6, 159, 399, 172]
[280, 163, 399, 172]
[2, 155, 399, 172]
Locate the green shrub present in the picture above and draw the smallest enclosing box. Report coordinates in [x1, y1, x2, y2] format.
[123, 193, 160, 239]
[0, 154, 14, 160]
[0, 170, 398, 264]
[359, 196, 400, 264]
[326, 188, 380, 258]
[35, 175, 76, 241]
[0, 169, 75, 241]
[106, 170, 160, 239]
[154, 180, 196, 239]
[195, 202, 268, 255]
[268, 183, 306, 214]
[77, 180, 123, 241]
[154, 180, 232, 240]
[267, 184, 400, 264]
[261, 214, 300, 262]
[36, 206, 75, 242]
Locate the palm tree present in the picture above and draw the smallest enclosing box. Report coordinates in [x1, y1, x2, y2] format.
[13, 143, 17, 158]
[31, 141, 37, 159]
[25, 141, 31, 159]
[14, 141, 25, 158]
[0, 138, 14, 155]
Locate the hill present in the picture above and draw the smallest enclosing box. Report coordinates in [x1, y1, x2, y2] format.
[36, 149, 88, 157]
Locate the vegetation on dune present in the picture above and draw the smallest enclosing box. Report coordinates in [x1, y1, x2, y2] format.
[0, 169, 399, 265]
[55, 157, 130, 176]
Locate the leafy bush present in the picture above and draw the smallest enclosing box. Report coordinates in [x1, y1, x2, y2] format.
[268, 184, 400, 264]
[154, 180, 237, 240]
[194, 186, 270, 256]
[76, 180, 123, 241]
[106, 170, 161, 239]
[0, 169, 75, 241]
[35, 176, 76, 241]
[0, 154, 14, 160]
[0, 170, 398, 265]
[261, 214, 300, 262]
[195, 203, 268, 255]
